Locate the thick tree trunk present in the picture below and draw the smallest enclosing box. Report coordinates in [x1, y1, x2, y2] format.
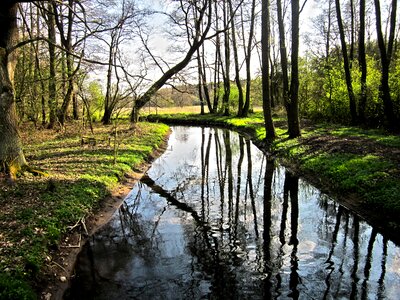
[0, 3, 28, 180]
[288, 0, 301, 138]
[261, 0, 275, 139]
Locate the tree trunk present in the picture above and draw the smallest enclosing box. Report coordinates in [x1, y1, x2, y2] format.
[227, 0, 244, 117]
[288, 0, 301, 138]
[222, 0, 230, 116]
[276, 0, 290, 111]
[242, 0, 257, 117]
[0, 3, 28, 180]
[197, 49, 205, 115]
[373, 0, 397, 130]
[47, 2, 57, 128]
[261, 0, 275, 139]
[335, 0, 358, 124]
[358, 0, 367, 124]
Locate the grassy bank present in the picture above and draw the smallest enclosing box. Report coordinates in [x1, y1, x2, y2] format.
[0, 121, 169, 299]
[146, 112, 400, 233]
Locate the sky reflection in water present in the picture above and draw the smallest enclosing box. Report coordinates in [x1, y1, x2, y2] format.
[66, 126, 400, 300]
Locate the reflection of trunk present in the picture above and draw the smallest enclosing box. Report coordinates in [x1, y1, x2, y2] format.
[378, 237, 388, 294]
[141, 174, 204, 224]
[361, 228, 377, 299]
[323, 205, 343, 298]
[284, 171, 300, 298]
[263, 159, 275, 296]
[246, 140, 258, 238]
[350, 216, 360, 299]
[223, 131, 234, 228]
[201, 129, 212, 223]
[234, 136, 245, 236]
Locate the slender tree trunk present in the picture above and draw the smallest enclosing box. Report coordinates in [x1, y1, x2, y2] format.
[261, 0, 275, 139]
[373, 0, 397, 130]
[358, 0, 367, 124]
[0, 3, 28, 180]
[335, 0, 358, 124]
[197, 49, 205, 115]
[242, 0, 257, 117]
[102, 36, 114, 125]
[276, 0, 290, 111]
[200, 43, 212, 112]
[212, 0, 220, 113]
[55, 0, 77, 126]
[222, 0, 230, 116]
[227, 0, 244, 117]
[47, 2, 57, 128]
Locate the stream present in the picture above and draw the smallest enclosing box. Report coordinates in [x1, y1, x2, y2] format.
[65, 126, 400, 299]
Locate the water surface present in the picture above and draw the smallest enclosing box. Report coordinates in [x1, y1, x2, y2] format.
[65, 127, 400, 299]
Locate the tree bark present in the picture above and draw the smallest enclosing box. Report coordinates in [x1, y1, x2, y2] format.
[47, 2, 57, 128]
[242, 0, 257, 117]
[227, 0, 244, 117]
[335, 0, 358, 124]
[288, 0, 301, 138]
[0, 3, 28, 180]
[373, 0, 397, 130]
[358, 0, 367, 124]
[261, 0, 275, 139]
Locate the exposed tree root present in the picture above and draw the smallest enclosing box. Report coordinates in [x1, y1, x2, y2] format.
[1, 159, 48, 184]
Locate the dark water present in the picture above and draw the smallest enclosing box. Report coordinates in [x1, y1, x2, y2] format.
[65, 127, 400, 300]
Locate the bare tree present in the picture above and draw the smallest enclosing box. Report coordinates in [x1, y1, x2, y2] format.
[130, 0, 213, 122]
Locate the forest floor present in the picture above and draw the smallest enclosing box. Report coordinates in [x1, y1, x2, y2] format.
[1, 113, 399, 299]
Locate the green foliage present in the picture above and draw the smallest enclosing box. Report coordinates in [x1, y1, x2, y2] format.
[299, 53, 400, 126]
[0, 274, 36, 300]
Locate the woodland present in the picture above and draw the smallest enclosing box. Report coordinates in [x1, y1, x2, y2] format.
[0, 0, 400, 298]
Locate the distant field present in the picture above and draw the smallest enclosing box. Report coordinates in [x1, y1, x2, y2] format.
[140, 105, 263, 115]
[141, 106, 206, 115]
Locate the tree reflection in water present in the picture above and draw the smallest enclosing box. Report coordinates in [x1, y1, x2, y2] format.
[65, 127, 400, 300]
